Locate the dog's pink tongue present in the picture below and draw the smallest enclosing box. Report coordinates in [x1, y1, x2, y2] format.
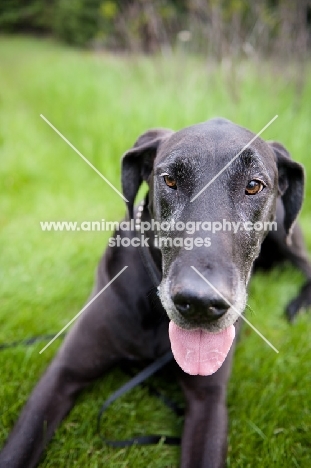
[169, 322, 235, 376]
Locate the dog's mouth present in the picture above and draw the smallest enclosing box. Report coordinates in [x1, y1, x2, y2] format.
[169, 321, 235, 376]
[158, 273, 245, 376]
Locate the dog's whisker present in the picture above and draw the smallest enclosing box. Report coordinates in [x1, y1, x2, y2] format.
[191, 266, 279, 354]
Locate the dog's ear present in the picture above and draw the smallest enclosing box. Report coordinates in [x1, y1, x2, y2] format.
[122, 128, 174, 218]
[269, 141, 305, 240]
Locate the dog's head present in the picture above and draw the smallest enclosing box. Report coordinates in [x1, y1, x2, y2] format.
[122, 119, 304, 374]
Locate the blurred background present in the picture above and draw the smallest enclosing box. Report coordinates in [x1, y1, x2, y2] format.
[1, 1, 311, 467]
[1, 0, 311, 58]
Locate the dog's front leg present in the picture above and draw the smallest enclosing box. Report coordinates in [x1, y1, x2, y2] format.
[178, 347, 234, 468]
[0, 282, 126, 468]
[0, 359, 91, 468]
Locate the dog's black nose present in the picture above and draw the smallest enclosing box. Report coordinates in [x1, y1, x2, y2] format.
[173, 292, 229, 322]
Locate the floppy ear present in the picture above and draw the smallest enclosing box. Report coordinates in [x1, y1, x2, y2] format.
[122, 128, 174, 218]
[268, 141, 305, 239]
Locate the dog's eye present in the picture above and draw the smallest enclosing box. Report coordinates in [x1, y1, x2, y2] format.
[245, 179, 265, 195]
[163, 174, 177, 189]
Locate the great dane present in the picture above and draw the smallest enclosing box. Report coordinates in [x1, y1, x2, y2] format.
[1, 118, 311, 467]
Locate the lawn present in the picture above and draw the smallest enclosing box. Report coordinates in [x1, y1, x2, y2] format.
[0, 36, 311, 467]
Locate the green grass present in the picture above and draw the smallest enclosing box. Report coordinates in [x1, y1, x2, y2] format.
[1, 35, 311, 467]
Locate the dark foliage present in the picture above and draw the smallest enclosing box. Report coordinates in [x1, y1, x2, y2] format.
[0, 0, 310, 57]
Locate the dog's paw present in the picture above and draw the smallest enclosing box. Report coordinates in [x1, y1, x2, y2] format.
[285, 279, 311, 322]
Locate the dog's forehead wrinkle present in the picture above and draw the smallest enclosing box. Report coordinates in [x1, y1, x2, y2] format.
[156, 153, 202, 177]
[156, 135, 275, 183]
[227, 151, 270, 180]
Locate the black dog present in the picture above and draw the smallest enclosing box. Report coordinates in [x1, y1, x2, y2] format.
[1, 118, 311, 467]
